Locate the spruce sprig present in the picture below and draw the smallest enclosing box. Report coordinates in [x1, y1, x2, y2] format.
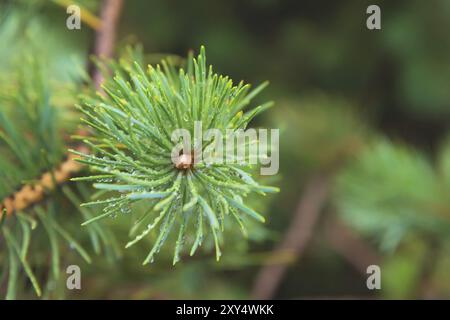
[74, 46, 279, 264]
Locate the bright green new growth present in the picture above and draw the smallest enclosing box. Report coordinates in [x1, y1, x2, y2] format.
[73, 46, 279, 265]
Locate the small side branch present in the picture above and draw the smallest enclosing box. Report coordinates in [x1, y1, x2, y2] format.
[0, 146, 89, 217]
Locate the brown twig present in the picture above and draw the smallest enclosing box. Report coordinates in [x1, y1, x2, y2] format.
[0, 0, 124, 218]
[324, 217, 381, 275]
[0, 147, 89, 217]
[251, 173, 331, 299]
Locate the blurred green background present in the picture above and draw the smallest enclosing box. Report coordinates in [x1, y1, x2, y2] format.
[1, 0, 450, 299]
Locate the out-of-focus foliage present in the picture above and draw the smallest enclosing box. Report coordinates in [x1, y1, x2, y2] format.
[334, 139, 450, 298]
[272, 96, 369, 173]
[334, 140, 450, 251]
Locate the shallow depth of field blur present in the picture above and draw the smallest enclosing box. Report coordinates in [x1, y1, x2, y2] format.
[2, 0, 450, 299]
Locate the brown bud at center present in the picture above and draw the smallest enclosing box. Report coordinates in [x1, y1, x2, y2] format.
[175, 152, 194, 170]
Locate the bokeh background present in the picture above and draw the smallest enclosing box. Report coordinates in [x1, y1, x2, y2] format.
[1, 0, 450, 299]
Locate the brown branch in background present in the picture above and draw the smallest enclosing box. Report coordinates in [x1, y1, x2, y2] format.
[251, 173, 331, 300]
[324, 218, 381, 274]
[0, 0, 124, 218]
[93, 0, 124, 88]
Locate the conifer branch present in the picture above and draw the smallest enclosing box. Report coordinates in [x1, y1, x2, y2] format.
[0, 0, 124, 218]
[74, 46, 279, 264]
